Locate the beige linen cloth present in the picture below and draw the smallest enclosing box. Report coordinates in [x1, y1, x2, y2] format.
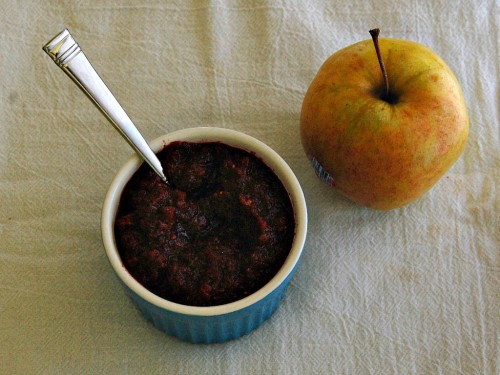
[1, 0, 498, 374]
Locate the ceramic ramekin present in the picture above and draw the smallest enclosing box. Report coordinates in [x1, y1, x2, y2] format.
[101, 127, 308, 344]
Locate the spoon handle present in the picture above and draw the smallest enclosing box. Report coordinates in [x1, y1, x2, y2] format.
[43, 29, 167, 183]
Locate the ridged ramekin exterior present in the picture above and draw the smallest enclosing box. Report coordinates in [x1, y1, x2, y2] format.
[122, 264, 298, 343]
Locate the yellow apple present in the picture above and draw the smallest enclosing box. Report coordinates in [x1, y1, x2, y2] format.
[300, 29, 469, 210]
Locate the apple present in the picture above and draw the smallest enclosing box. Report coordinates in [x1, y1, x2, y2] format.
[300, 29, 469, 210]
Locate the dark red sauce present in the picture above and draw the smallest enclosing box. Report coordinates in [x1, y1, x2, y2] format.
[114, 141, 295, 306]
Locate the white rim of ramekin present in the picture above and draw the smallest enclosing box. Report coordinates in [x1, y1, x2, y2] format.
[101, 127, 307, 317]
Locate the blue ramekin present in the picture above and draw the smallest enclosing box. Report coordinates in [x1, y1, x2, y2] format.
[101, 127, 308, 344]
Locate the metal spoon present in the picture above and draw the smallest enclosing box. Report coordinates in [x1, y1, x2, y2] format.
[43, 29, 168, 184]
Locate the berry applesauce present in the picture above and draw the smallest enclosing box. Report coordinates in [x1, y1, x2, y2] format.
[114, 141, 295, 306]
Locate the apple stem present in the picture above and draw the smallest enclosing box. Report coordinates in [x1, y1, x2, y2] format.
[369, 28, 390, 101]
